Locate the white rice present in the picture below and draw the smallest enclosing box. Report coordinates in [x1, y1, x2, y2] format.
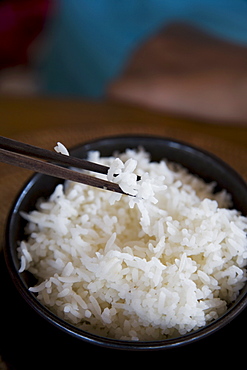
[54, 142, 70, 156]
[18, 148, 247, 341]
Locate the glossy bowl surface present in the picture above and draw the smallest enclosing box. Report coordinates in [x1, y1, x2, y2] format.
[4, 135, 247, 350]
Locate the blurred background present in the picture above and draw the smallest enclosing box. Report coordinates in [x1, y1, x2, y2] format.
[1, 0, 247, 124]
[0, 0, 50, 95]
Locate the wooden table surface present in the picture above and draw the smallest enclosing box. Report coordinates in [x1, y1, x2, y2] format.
[0, 96, 247, 147]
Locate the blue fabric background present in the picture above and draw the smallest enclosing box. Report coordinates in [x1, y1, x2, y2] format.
[39, 0, 247, 97]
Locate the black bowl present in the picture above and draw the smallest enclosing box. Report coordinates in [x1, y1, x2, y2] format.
[4, 135, 247, 350]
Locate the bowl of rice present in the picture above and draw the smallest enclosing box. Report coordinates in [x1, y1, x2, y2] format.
[4, 135, 247, 350]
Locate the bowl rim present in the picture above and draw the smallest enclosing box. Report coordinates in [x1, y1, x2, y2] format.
[4, 134, 247, 350]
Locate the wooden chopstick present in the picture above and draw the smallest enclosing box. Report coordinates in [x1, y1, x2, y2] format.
[0, 138, 125, 194]
[0, 136, 110, 175]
